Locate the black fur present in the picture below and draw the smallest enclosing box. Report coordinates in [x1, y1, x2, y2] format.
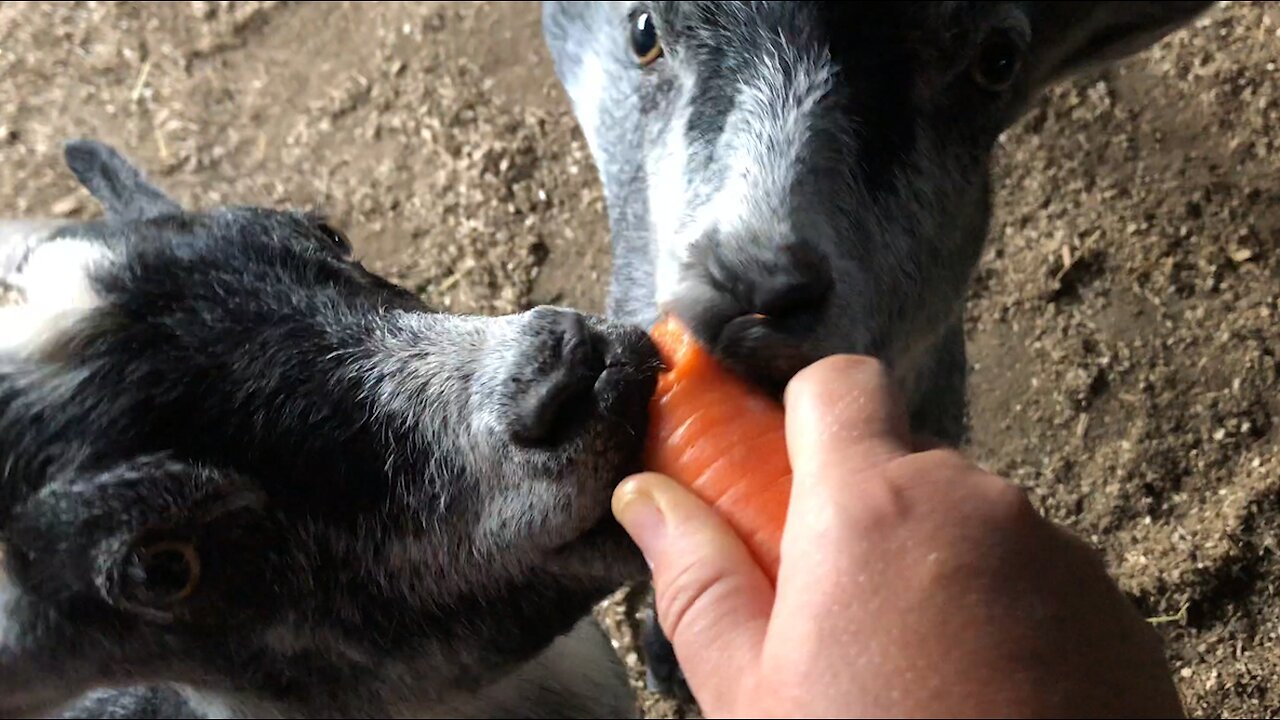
[0, 140, 657, 718]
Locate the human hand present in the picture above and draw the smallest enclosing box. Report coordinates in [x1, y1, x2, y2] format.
[613, 354, 1184, 718]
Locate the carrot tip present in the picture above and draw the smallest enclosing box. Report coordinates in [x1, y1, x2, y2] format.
[644, 313, 792, 585]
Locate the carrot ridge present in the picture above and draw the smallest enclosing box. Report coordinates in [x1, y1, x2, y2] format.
[643, 314, 794, 584]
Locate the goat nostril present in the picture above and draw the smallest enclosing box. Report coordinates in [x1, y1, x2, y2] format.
[556, 310, 601, 370]
[510, 311, 604, 449]
[754, 243, 833, 319]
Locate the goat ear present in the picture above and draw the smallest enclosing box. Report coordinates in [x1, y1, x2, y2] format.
[6, 455, 267, 625]
[1022, 1, 1215, 89]
[63, 139, 184, 222]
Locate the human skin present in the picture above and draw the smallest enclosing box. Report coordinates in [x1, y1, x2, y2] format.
[613, 354, 1185, 719]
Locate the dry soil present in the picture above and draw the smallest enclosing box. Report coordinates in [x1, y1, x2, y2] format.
[1, 2, 1277, 718]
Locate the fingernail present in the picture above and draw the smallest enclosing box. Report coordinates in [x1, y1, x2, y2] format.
[612, 475, 667, 567]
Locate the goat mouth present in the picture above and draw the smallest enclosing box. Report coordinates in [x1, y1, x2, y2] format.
[569, 511, 624, 546]
[548, 507, 645, 579]
[510, 321, 660, 451]
[596, 326, 662, 419]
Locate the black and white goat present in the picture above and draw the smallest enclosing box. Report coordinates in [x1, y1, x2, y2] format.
[0, 140, 658, 719]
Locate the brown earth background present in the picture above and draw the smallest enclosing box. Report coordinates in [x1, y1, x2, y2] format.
[1, 2, 1278, 718]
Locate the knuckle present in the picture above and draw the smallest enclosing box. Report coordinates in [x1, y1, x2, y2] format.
[980, 474, 1039, 527]
[840, 479, 910, 538]
[882, 448, 1036, 522]
[905, 446, 967, 469]
[884, 448, 971, 492]
[654, 556, 749, 645]
[1054, 522, 1109, 568]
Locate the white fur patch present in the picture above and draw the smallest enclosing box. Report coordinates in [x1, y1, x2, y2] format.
[649, 70, 699, 308]
[712, 42, 835, 234]
[652, 38, 836, 308]
[569, 53, 608, 162]
[0, 237, 111, 358]
[175, 685, 275, 720]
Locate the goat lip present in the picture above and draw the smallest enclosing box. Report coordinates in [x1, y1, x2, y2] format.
[547, 510, 637, 564]
[571, 512, 620, 544]
[595, 332, 661, 413]
[593, 362, 656, 400]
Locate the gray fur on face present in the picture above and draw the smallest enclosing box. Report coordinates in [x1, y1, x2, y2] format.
[542, 0, 1215, 434]
[541, 0, 1215, 699]
[0, 140, 658, 718]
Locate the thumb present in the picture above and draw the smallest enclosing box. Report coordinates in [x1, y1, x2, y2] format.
[613, 472, 772, 710]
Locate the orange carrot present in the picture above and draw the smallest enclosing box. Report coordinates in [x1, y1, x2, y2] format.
[644, 314, 792, 584]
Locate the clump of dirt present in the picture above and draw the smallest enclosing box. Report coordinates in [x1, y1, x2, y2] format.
[1, 2, 1276, 719]
[967, 4, 1280, 717]
[0, 1, 609, 317]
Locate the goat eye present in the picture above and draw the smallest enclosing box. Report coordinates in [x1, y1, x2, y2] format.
[316, 222, 352, 255]
[972, 32, 1023, 91]
[134, 541, 201, 605]
[629, 11, 663, 66]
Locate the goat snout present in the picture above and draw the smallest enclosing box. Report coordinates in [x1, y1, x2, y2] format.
[674, 233, 832, 333]
[665, 234, 833, 395]
[509, 308, 607, 449]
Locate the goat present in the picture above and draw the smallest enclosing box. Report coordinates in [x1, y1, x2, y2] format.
[0, 139, 660, 718]
[541, 0, 1217, 699]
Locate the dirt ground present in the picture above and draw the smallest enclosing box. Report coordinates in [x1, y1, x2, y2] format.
[1, 1, 1277, 718]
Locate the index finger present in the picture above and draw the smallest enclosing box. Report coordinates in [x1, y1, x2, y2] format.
[782, 354, 912, 484]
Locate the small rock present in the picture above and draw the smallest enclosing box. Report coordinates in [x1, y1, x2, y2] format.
[50, 194, 83, 217]
[1228, 247, 1255, 263]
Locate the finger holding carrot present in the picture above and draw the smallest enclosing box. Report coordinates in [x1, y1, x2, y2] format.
[614, 335, 1184, 719]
